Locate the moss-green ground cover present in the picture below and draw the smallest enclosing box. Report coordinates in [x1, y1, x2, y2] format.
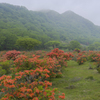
[52, 60, 100, 100]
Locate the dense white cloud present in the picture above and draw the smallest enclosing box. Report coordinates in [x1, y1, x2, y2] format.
[0, 0, 100, 25]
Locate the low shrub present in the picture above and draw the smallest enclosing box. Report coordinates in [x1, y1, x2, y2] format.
[77, 53, 87, 65]
[0, 60, 13, 74]
[5, 50, 21, 60]
[0, 66, 6, 76]
[74, 48, 81, 53]
[0, 69, 65, 100]
[47, 48, 74, 67]
[88, 53, 97, 62]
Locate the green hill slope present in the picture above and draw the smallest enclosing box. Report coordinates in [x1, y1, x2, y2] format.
[0, 3, 100, 50]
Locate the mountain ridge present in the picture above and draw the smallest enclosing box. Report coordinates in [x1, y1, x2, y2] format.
[0, 3, 100, 50]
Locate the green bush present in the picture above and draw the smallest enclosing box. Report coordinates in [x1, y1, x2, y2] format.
[0, 60, 13, 74]
[0, 66, 6, 76]
[97, 66, 100, 73]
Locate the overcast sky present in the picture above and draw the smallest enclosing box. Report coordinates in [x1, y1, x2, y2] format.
[0, 0, 100, 26]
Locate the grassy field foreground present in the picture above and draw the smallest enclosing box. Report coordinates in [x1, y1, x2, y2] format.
[51, 60, 100, 100]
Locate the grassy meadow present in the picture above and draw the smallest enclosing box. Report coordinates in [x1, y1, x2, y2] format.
[51, 60, 100, 100]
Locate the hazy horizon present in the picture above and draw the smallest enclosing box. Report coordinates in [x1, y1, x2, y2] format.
[0, 0, 100, 26]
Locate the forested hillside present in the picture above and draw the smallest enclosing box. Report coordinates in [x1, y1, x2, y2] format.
[0, 3, 100, 50]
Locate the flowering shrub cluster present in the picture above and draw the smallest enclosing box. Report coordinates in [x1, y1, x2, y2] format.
[88, 52, 100, 73]
[0, 69, 61, 100]
[34, 50, 48, 58]
[13, 54, 61, 78]
[87, 51, 99, 62]
[0, 49, 66, 100]
[76, 53, 87, 65]
[2, 49, 100, 99]
[73, 50, 100, 67]
[47, 48, 74, 67]
[74, 48, 81, 53]
[5, 50, 21, 60]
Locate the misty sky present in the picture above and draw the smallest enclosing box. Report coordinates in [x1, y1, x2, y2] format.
[0, 0, 100, 26]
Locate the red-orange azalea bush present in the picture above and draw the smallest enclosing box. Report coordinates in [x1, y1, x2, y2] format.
[90, 53, 100, 73]
[13, 54, 63, 78]
[5, 50, 21, 60]
[0, 49, 67, 100]
[76, 53, 87, 65]
[47, 48, 74, 67]
[88, 51, 98, 62]
[0, 68, 65, 100]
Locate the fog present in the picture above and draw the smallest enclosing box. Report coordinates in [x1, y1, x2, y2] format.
[0, 0, 100, 25]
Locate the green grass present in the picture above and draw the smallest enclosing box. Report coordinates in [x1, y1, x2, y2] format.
[51, 60, 100, 100]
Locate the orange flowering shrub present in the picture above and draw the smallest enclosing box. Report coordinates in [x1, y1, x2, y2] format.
[0, 49, 67, 100]
[47, 48, 74, 67]
[5, 50, 21, 60]
[39, 57, 62, 78]
[76, 53, 87, 65]
[91, 53, 100, 73]
[0, 68, 65, 100]
[47, 48, 64, 58]
[14, 55, 31, 71]
[13, 54, 62, 78]
[59, 93, 65, 99]
[35, 50, 48, 58]
[14, 54, 41, 71]
[88, 51, 98, 62]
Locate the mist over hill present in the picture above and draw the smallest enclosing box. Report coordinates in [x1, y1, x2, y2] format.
[0, 3, 100, 50]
